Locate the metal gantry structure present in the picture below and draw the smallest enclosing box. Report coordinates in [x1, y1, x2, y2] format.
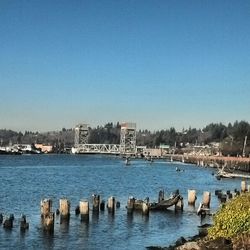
[72, 122, 137, 155]
[120, 122, 136, 155]
[74, 124, 89, 147]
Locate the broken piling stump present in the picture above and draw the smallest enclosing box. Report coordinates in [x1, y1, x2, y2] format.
[100, 200, 105, 211]
[202, 191, 211, 208]
[92, 194, 100, 213]
[80, 200, 89, 222]
[188, 189, 196, 205]
[20, 215, 29, 231]
[107, 196, 115, 214]
[40, 199, 52, 218]
[3, 214, 14, 229]
[241, 180, 247, 192]
[127, 197, 135, 214]
[59, 198, 70, 220]
[43, 212, 54, 233]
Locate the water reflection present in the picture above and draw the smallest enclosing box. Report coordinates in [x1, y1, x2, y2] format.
[60, 217, 70, 233]
[92, 211, 99, 224]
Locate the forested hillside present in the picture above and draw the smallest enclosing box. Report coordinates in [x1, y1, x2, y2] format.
[1, 120, 249, 156]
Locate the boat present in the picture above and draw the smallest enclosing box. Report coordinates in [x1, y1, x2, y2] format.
[216, 170, 235, 180]
[0, 148, 22, 155]
[131, 194, 182, 211]
[149, 194, 182, 211]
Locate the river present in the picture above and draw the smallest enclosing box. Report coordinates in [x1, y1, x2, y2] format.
[0, 154, 243, 249]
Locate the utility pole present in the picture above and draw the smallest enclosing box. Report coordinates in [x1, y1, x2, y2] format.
[242, 136, 247, 157]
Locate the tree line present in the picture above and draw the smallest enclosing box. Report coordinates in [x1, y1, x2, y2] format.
[0, 120, 249, 156]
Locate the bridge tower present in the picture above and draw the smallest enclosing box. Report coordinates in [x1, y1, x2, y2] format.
[74, 124, 89, 147]
[120, 122, 136, 155]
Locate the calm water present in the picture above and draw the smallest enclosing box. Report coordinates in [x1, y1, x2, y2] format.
[0, 154, 243, 249]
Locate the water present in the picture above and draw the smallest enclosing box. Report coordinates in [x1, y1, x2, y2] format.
[0, 154, 243, 249]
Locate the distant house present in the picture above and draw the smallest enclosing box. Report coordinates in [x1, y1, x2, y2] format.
[35, 144, 53, 153]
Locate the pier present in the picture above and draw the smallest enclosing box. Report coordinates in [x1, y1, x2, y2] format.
[167, 154, 250, 173]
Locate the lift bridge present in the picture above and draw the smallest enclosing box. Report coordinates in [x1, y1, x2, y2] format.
[72, 123, 136, 155]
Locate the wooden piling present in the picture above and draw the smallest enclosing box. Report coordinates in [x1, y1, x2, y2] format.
[127, 197, 135, 214]
[116, 201, 120, 208]
[80, 200, 89, 222]
[0, 213, 3, 224]
[40, 199, 52, 218]
[158, 190, 164, 203]
[3, 215, 14, 229]
[215, 189, 222, 196]
[175, 198, 184, 211]
[43, 212, 54, 232]
[75, 205, 80, 215]
[188, 189, 196, 205]
[241, 180, 247, 192]
[107, 196, 115, 214]
[20, 215, 29, 231]
[59, 199, 70, 220]
[220, 194, 227, 203]
[142, 200, 149, 216]
[92, 194, 100, 212]
[202, 191, 211, 208]
[100, 200, 105, 211]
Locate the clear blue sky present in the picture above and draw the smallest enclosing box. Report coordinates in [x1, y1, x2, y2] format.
[1, 0, 250, 132]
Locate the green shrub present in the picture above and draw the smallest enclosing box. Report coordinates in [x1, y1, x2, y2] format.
[208, 192, 250, 239]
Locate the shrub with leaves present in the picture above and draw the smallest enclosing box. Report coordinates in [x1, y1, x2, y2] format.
[208, 192, 250, 239]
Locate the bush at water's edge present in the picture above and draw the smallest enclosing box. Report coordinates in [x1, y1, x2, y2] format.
[208, 192, 250, 249]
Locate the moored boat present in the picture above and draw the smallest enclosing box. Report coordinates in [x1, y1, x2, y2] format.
[149, 194, 182, 211]
[129, 193, 182, 211]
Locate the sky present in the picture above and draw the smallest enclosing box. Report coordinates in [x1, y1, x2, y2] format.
[0, 0, 250, 132]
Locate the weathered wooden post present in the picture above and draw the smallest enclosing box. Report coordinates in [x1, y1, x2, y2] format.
[107, 196, 115, 214]
[3, 214, 14, 229]
[75, 205, 80, 215]
[116, 201, 120, 208]
[80, 200, 89, 222]
[202, 191, 211, 208]
[100, 200, 105, 211]
[43, 212, 54, 232]
[175, 198, 184, 211]
[59, 199, 70, 220]
[41, 199, 52, 218]
[0, 213, 3, 224]
[158, 190, 164, 203]
[142, 198, 149, 216]
[92, 194, 100, 213]
[188, 189, 196, 205]
[241, 180, 247, 192]
[220, 194, 227, 203]
[40, 199, 54, 232]
[127, 197, 135, 214]
[20, 215, 29, 231]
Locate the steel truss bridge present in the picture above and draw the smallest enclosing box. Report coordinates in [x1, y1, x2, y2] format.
[72, 144, 121, 154]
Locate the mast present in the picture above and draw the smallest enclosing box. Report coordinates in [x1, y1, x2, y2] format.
[242, 136, 247, 157]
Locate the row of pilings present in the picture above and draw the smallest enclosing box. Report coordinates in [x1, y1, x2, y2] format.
[167, 154, 250, 172]
[1, 181, 249, 233]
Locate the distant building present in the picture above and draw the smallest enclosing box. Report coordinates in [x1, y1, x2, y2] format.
[143, 148, 163, 157]
[35, 144, 53, 153]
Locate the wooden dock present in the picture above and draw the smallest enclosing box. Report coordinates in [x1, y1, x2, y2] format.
[166, 154, 250, 173]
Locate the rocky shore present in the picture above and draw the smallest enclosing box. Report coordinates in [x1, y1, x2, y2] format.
[146, 234, 234, 250]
